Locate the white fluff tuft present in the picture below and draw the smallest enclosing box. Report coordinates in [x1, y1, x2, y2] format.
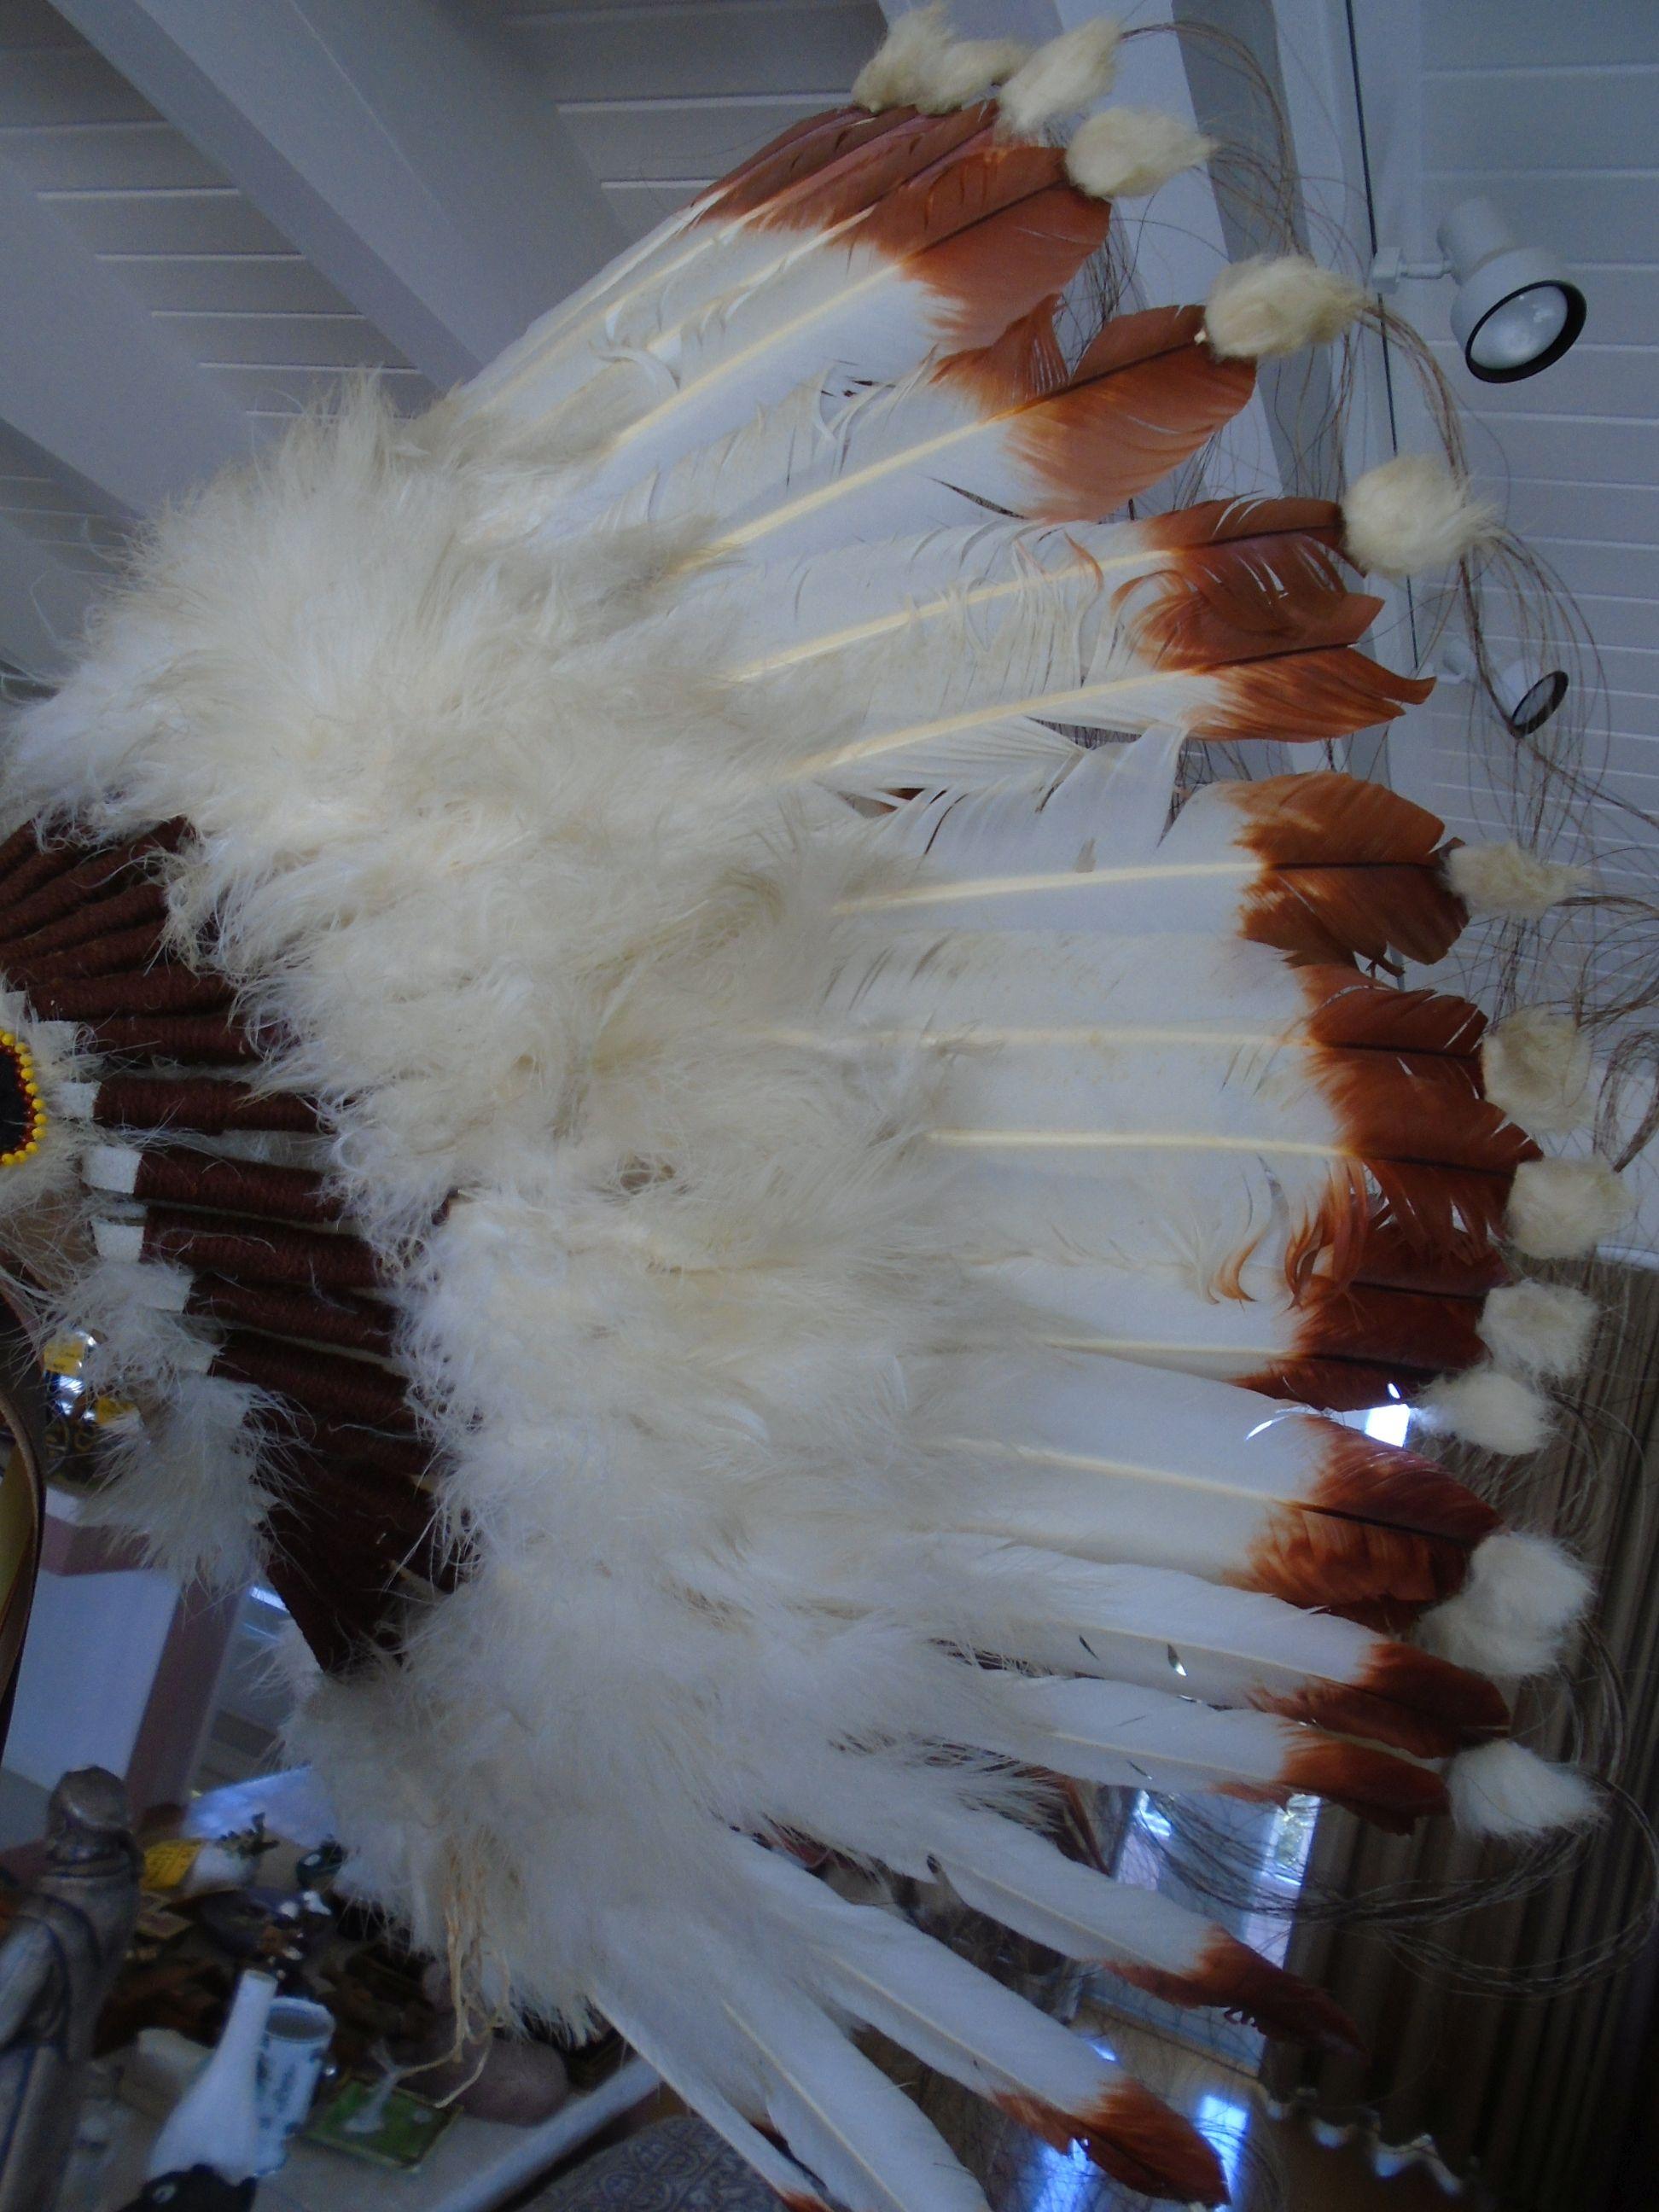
[854, 5, 1028, 115]
[1420, 1530, 1593, 1677]
[1481, 1007, 1594, 1133]
[1445, 840, 1586, 919]
[1479, 1281, 1598, 1381]
[997, 20, 1121, 137]
[76, 1371, 276, 1587]
[1340, 454, 1498, 578]
[1415, 1365, 1551, 1456]
[1446, 1742, 1600, 1841]
[853, 3, 952, 111]
[1201, 255, 1365, 360]
[1507, 1155, 1633, 1260]
[3, 384, 1054, 2028]
[1064, 107, 1214, 200]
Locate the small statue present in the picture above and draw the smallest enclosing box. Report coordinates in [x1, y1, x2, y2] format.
[0, 1767, 141, 2212]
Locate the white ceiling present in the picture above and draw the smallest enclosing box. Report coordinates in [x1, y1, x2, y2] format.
[0, 0, 1651, 847]
[478, 0, 886, 243]
[0, 0, 894, 676]
[1369, 0, 1658, 902]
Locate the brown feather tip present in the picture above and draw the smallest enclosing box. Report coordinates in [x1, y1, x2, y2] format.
[1225, 771, 1466, 965]
[742, 110, 987, 235]
[1274, 1732, 1450, 1833]
[1115, 1930, 1365, 2058]
[1257, 1639, 1509, 1760]
[1239, 1417, 1505, 1626]
[998, 2081, 1230, 2206]
[1316, 1424, 1502, 1545]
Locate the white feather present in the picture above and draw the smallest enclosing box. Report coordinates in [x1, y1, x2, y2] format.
[722, 1977, 992, 2212]
[740, 1844, 1134, 2122]
[946, 1351, 1413, 1587]
[938, 1813, 1214, 1976]
[992, 1673, 1305, 1796]
[606, 366, 1057, 561]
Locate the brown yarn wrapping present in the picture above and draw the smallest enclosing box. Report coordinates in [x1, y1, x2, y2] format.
[212, 1330, 417, 1431]
[264, 1451, 460, 1674]
[0, 821, 49, 884]
[286, 1414, 433, 1481]
[0, 811, 455, 1674]
[138, 1205, 384, 1292]
[0, 875, 168, 961]
[183, 1271, 395, 1357]
[0, 835, 98, 916]
[0, 821, 186, 934]
[32, 965, 232, 1021]
[130, 1146, 341, 1224]
[87, 1015, 259, 1062]
[11, 920, 168, 984]
[95, 1075, 319, 1136]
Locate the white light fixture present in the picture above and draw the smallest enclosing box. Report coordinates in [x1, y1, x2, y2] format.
[1371, 196, 1586, 382]
[1439, 637, 1569, 737]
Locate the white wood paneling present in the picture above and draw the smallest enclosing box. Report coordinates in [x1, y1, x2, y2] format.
[55, 0, 626, 385]
[498, 1, 880, 100]
[97, 253, 350, 314]
[0, 1, 434, 492]
[486, 0, 887, 239]
[1375, 0, 1659, 923]
[1423, 1, 1656, 71]
[1503, 479, 1658, 546]
[560, 95, 830, 184]
[0, 117, 222, 191]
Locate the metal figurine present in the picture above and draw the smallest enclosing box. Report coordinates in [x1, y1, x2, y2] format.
[0, 1766, 141, 2212]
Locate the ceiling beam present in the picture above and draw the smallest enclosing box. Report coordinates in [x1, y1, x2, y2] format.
[54, 0, 628, 389]
[0, 521, 102, 682]
[0, 160, 249, 517]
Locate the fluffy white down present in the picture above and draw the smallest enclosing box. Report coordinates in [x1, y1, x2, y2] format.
[1065, 107, 1214, 201]
[1415, 1366, 1551, 1456]
[1341, 454, 1498, 579]
[1481, 1007, 1594, 1133]
[1, 388, 1072, 2025]
[1446, 1743, 1599, 1840]
[853, 5, 1027, 115]
[1478, 1280, 1598, 1381]
[1420, 1529, 1593, 1677]
[1202, 255, 1365, 361]
[996, 20, 1121, 137]
[1507, 1155, 1633, 1260]
[1445, 839, 1587, 920]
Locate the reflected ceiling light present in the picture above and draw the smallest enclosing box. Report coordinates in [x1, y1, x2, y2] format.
[1439, 636, 1569, 736]
[1371, 196, 1586, 381]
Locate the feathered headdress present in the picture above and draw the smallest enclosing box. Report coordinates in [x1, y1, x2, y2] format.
[0, 12, 1627, 2204]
